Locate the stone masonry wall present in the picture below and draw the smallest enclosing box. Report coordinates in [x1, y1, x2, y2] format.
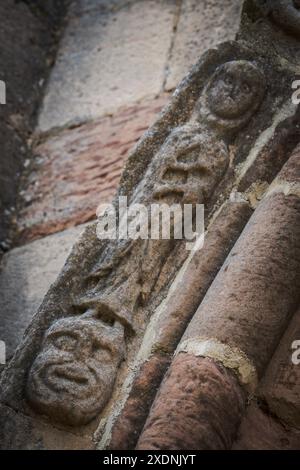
[0, 0, 242, 362]
[1, 0, 300, 451]
[0, 0, 69, 251]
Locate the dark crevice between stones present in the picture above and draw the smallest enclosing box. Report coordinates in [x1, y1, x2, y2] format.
[0, 0, 70, 256]
[252, 395, 300, 433]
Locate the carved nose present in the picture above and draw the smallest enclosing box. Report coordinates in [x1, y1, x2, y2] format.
[230, 86, 239, 99]
[81, 308, 98, 320]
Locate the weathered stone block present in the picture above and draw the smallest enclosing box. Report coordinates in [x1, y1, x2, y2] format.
[0, 0, 53, 127]
[38, 0, 176, 131]
[69, 0, 130, 16]
[166, 0, 242, 90]
[259, 307, 300, 429]
[0, 122, 26, 245]
[0, 403, 94, 450]
[0, 224, 87, 361]
[0, 0, 66, 244]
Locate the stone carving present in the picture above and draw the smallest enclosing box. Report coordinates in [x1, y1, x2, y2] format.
[153, 63, 265, 203]
[25, 60, 265, 426]
[272, 1, 300, 36]
[258, 0, 300, 37]
[26, 310, 125, 426]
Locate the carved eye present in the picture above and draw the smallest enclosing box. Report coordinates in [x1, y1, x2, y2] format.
[242, 82, 251, 94]
[224, 75, 233, 86]
[91, 342, 112, 361]
[52, 333, 77, 352]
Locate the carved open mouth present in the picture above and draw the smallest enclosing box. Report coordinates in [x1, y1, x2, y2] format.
[162, 168, 187, 184]
[43, 363, 93, 394]
[54, 367, 88, 385]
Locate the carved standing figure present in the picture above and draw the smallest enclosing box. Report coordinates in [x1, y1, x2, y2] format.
[265, 0, 300, 37]
[26, 60, 265, 426]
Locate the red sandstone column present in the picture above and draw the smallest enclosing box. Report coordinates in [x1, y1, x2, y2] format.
[109, 201, 252, 449]
[137, 148, 300, 450]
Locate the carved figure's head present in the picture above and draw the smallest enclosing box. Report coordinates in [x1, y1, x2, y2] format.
[26, 310, 125, 426]
[262, 0, 300, 37]
[196, 60, 265, 136]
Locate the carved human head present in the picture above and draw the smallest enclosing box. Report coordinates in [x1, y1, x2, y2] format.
[26, 310, 125, 426]
[196, 60, 265, 136]
[259, 0, 300, 37]
[270, 0, 300, 37]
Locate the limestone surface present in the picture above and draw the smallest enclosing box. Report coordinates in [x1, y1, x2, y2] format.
[0, 224, 87, 361]
[38, 0, 176, 131]
[165, 0, 242, 90]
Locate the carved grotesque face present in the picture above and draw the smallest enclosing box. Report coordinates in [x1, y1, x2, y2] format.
[269, 0, 300, 37]
[26, 312, 125, 426]
[206, 61, 265, 121]
[256, 0, 300, 37]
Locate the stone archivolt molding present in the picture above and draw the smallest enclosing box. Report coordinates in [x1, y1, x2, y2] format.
[0, 0, 300, 449]
[177, 337, 258, 393]
[24, 58, 266, 427]
[267, 0, 300, 37]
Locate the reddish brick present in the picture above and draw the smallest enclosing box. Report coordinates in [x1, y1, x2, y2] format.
[18, 94, 169, 242]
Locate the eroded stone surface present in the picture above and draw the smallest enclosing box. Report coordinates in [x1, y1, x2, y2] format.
[166, 0, 242, 90]
[241, 0, 300, 65]
[267, 0, 300, 38]
[237, 106, 300, 193]
[69, 0, 132, 16]
[108, 201, 252, 450]
[233, 404, 300, 450]
[0, 403, 94, 450]
[38, 0, 176, 131]
[182, 192, 300, 376]
[24, 58, 265, 427]
[109, 352, 171, 450]
[137, 355, 245, 450]
[0, 224, 87, 360]
[19, 95, 169, 242]
[259, 307, 300, 429]
[1, 26, 298, 446]
[0, 0, 66, 246]
[277, 143, 300, 184]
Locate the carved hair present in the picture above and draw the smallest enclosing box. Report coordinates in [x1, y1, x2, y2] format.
[194, 60, 265, 137]
[253, 0, 300, 37]
[26, 312, 125, 426]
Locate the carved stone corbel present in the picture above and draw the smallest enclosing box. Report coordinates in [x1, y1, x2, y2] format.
[0, 2, 299, 449]
[22, 59, 266, 427]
